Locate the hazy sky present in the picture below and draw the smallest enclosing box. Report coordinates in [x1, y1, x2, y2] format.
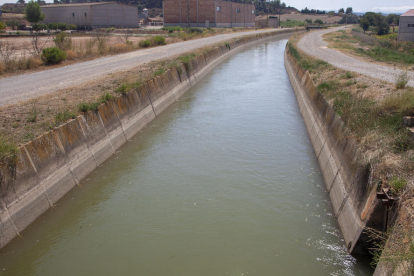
[0, 0, 413, 14]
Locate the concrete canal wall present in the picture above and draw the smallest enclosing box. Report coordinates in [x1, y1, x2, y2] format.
[284, 47, 381, 254]
[0, 28, 303, 249]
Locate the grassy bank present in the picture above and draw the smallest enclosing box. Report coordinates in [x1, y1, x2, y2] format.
[289, 33, 414, 271]
[323, 27, 414, 68]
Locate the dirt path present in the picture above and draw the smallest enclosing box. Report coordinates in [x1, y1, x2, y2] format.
[297, 26, 414, 87]
[0, 29, 288, 107]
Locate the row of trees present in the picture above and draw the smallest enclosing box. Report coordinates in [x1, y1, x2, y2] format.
[300, 8, 325, 14]
[359, 12, 399, 35]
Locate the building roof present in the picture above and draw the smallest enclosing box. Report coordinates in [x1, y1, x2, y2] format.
[401, 9, 414, 16]
[41, 2, 113, 8]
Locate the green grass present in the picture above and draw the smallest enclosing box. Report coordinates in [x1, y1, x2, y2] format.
[0, 136, 18, 168]
[355, 47, 414, 64]
[280, 20, 305, 28]
[115, 83, 130, 94]
[389, 176, 407, 194]
[55, 110, 76, 125]
[154, 67, 166, 77]
[177, 53, 196, 73]
[288, 43, 329, 73]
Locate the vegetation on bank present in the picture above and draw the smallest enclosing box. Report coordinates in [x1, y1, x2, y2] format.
[324, 27, 414, 68]
[288, 34, 414, 271]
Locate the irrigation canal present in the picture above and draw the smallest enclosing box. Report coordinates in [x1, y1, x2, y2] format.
[0, 36, 373, 275]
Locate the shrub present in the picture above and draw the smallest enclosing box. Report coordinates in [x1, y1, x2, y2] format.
[115, 83, 129, 94]
[110, 43, 129, 53]
[31, 23, 47, 32]
[0, 21, 5, 31]
[139, 39, 151, 48]
[395, 71, 409, 89]
[151, 36, 166, 45]
[78, 102, 100, 112]
[25, 57, 43, 69]
[314, 19, 324, 25]
[389, 177, 407, 194]
[53, 32, 72, 50]
[55, 110, 75, 125]
[69, 24, 77, 30]
[100, 92, 113, 102]
[341, 71, 354, 79]
[57, 22, 68, 31]
[162, 26, 183, 32]
[41, 47, 67, 65]
[225, 42, 231, 49]
[187, 27, 203, 33]
[65, 49, 77, 60]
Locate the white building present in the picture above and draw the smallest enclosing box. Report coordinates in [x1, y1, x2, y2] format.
[41, 2, 139, 28]
[398, 9, 414, 41]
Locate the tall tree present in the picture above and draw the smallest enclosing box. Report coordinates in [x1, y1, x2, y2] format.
[346, 7, 353, 15]
[338, 8, 344, 13]
[24, 0, 45, 23]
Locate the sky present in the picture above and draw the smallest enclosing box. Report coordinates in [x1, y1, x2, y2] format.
[0, 0, 413, 14]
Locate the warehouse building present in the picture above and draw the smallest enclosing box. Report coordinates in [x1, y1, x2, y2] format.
[398, 9, 414, 41]
[163, 0, 255, 28]
[40, 2, 139, 28]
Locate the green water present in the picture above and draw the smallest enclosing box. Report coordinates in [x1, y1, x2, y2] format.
[0, 37, 373, 275]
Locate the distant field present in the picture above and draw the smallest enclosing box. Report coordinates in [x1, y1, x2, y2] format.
[266, 13, 342, 24]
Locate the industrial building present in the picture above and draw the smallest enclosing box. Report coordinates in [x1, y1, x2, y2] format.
[398, 9, 414, 41]
[40, 2, 139, 28]
[163, 0, 255, 28]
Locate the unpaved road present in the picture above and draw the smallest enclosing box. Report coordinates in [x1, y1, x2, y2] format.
[297, 26, 414, 87]
[0, 29, 291, 107]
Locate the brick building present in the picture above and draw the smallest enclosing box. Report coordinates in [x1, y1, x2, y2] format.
[163, 0, 255, 28]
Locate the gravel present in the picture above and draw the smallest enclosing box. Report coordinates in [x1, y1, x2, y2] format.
[0, 29, 288, 107]
[297, 26, 414, 88]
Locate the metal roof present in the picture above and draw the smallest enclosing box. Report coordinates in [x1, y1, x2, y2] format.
[41, 2, 113, 8]
[401, 9, 414, 16]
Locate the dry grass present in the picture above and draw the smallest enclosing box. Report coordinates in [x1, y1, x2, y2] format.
[290, 31, 414, 194]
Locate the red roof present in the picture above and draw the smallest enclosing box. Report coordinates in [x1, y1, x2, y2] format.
[401, 9, 414, 16]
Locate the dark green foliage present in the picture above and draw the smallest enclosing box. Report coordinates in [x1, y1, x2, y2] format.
[78, 102, 100, 112]
[5, 19, 19, 30]
[154, 67, 165, 77]
[314, 19, 323, 24]
[41, 47, 67, 65]
[24, 0, 45, 23]
[151, 36, 166, 45]
[162, 26, 182, 32]
[48, 22, 69, 31]
[139, 39, 151, 48]
[31, 23, 47, 32]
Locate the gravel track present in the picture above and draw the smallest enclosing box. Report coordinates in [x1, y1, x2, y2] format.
[0, 29, 288, 107]
[297, 26, 414, 87]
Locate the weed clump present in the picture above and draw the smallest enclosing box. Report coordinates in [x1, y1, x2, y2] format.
[151, 36, 166, 46]
[41, 47, 67, 65]
[395, 71, 409, 89]
[139, 40, 152, 48]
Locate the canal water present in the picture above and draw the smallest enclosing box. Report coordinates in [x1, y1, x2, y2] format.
[0, 37, 373, 275]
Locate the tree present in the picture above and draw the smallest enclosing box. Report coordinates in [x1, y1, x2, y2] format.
[339, 8, 344, 13]
[328, 11, 335, 17]
[359, 18, 370, 33]
[24, 0, 45, 23]
[6, 19, 20, 30]
[314, 19, 324, 24]
[0, 22, 5, 31]
[346, 7, 353, 15]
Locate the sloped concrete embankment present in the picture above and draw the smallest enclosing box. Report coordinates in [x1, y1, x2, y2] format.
[0, 28, 302, 249]
[284, 47, 383, 254]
